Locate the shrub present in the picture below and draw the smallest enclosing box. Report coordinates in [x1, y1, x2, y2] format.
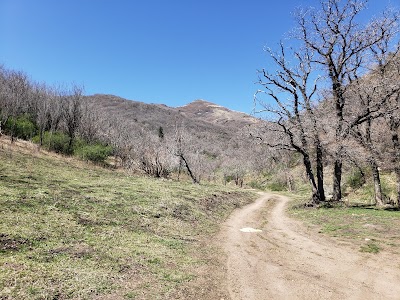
[266, 180, 287, 192]
[360, 242, 380, 254]
[248, 180, 265, 190]
[32, 131, 70, 154]
[224, 175, 234, 183]
[33, 131, 112, 163]
[4, 115, 37, 140]
[74, 143, 113, 163]
[346, 169, 366, 190]
[264, 174, 288, 191]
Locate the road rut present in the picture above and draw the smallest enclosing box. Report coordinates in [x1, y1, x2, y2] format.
[220, 193, 400, 299]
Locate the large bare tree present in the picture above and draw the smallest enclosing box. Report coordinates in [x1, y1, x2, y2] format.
[375, 47, 400, 205]
[254, 43, 326, 205]
[295, 0, 399, 201]
[347, 47, 400, 206]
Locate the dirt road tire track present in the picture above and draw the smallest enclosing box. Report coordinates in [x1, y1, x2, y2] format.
[220, 193, 400, 300]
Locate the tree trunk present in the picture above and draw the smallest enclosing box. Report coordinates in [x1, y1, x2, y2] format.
[391, 130, 400, 206]
[286, 173, 294, 192]
[302, 153, 320, 205]
[395, 168, 400, 207]
[315, 141, 326, 202]
[39, 128, 44, 146]
[177, 158, 183, 181]
[180, 154, 198, 184]
[369, 158, 384, 206]
[330, 61, 345, 202]
[332, 156, 342, 202]
[67, 130, 74, 154]
[10, 117, 16, 143]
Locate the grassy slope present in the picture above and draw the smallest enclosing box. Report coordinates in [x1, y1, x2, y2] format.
[286, 179, 400, 255]
[0, 139, 256, 299]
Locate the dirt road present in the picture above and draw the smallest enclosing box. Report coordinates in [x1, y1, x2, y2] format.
[221, 193, 400, 299]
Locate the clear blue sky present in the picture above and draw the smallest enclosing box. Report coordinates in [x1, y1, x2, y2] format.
[0, 0, 396, 113]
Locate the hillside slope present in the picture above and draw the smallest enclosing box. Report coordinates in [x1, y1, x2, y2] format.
[0, 137, 256, 299]
[84, 94, 260, 154]
[80, 94, 269, 180]
[86, 94, 258, 131]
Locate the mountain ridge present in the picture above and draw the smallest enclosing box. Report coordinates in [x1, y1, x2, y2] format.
[86, 94, 259, 131]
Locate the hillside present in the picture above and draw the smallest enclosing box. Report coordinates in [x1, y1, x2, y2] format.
[82, 94, 266, 181]
[0, 62, 269, 184]
[84, 94, 259, 138]
[0, 137, 256, 299]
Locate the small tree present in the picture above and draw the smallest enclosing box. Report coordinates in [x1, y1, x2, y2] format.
[254, 43, 325, 205]
[1, 69, 31, 142]
[346, 60, 400, 206]
[31, 82, 52, 146]
[173, 122, 201, 184]
[136, 131, 172, 178]
[61, 85, 83, 154]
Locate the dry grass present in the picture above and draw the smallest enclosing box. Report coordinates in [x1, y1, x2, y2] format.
[0, 137, 257, 299]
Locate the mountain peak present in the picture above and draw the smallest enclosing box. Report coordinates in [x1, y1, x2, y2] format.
[179, 99, 226, 110]
[178, 99, 257, 128]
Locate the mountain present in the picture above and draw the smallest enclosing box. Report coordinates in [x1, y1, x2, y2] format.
[177, 100, 259, 129]
[85, 95, 258, 132]
[83, 94, 261, 147]
[83, 94, 263, 168]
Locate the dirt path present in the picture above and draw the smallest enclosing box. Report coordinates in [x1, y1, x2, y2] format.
[220, 193, 400, 300]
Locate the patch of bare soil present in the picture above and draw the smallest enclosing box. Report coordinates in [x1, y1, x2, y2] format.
[220, 193, 400, 300]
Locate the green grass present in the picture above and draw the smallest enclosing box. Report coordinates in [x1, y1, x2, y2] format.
[0, 141, 256, 299]
[288, 185, 400, 255]
[360, 242, 380, 254]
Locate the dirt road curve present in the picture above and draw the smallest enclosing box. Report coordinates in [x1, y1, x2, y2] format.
[221, 193, 400, 300]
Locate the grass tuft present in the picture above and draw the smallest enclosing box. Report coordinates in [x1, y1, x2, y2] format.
[360, 242, 380, 254]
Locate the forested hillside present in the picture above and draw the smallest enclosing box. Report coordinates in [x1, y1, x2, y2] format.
[0, 70, 268, 186]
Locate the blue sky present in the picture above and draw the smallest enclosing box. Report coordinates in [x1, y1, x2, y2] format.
[0, 0, 397, 113]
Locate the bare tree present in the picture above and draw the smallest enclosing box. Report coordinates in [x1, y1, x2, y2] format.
[31, 82, 52, 146]
[350, 117, 385, 205]
[79, 98, 101, 143]
[61, 85, 84, 154]
[173, 122, 200, 184]
[0, 69, 31, 141]
[347, 58, 400, 205]
[136, 130, 173, 178]
[376, 48, 400, 205]
[111, 122, 136, 169]
[254, 43, 325, 205]
[295, 0, 399, 201]
[0, 65, 8, 135]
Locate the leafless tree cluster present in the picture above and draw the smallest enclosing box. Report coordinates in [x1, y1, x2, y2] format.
[0, 67, 273, 185]
[254, 0, 400, 206]
[0, 65, 100, 154]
